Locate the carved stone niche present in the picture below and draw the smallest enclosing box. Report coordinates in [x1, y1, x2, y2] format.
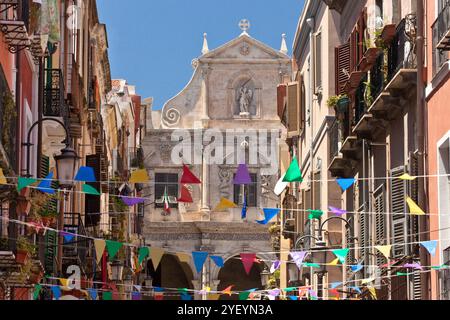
[227, 71, 262, 119]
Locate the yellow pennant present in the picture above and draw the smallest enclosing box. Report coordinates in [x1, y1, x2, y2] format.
[176, 252, 191, 263]
[129, 169, 150, 184]
[326, 258, 340, 266]
[214, 198, 238, 211]
[0, 168, 7, 185]
[94, 239, 106, 264]
[398, 173, 416, 181]
[361, 277, 375, 285]
[406, 197, 425, 215]
[59, 278, 69, 287]
[375, 245, 392, 259]
[150, 247, 165, 270]
[208, 293, 221, 300]
[368, 286, 377, 300]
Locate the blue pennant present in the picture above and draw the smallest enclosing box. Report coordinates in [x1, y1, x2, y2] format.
[181, 293, 192, 300]
[351, 264, 363, 272]
[37, 172, 55, 194]
[51, 285, 62, 300]
[336, 178, 355, 191]
[74, 166, 96, 182]
[88, 288, 98, 300]
[192, 251, 209, 273]
[241, 191, 248, 219]
[256, 208, 280, 225]
[288, 295, 299, 300]
[210, 255, 224, 268]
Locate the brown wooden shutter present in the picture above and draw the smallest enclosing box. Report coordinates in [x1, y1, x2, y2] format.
[358, 204, 368, 266]
[277, 84, 287, 120]
[335, 43, 350, 95]
[287, 82, 299, 136]
[85, 154, 101, 227]
[390, 166, 407, 258]
[299, 77, 305, 133]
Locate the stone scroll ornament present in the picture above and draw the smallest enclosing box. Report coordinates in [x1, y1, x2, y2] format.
[162, 107, 181, 127]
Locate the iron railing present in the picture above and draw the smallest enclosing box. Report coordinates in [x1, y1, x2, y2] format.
[432, 1, 450, 73]
[63, 212, 92, 273]
[44, 69, 67, 118]
[329, 120, 339, 161]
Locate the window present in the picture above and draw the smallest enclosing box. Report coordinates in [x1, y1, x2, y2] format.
[233, 173, 257, 207]
[154, 173, 179, 208]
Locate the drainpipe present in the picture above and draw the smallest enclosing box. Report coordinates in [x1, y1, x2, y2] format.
[306, 16, 315, 294]
[416, 0, 428, 300]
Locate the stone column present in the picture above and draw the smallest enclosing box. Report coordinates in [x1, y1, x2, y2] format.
[201, 141, 211, 219]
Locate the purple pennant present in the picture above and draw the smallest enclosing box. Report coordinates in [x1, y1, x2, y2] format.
[329, 206, 347, 216]
[270, 260, 281, 273]
[132, 292, 142, 300]
[233, 164, 252, 185]
[404, 263, 423, 270]
[290, 251, 307, 269]
[268, 289, 281, 297]
[120, 196, 146, 206]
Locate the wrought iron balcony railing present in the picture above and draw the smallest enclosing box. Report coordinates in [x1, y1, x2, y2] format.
[329, 120, 340, 161]
[44, 69, 67, 118]
[63, 212, 92, 274]
[433, 0, 450, 52]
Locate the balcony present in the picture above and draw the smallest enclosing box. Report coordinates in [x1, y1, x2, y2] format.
[63, 213, 92, 275]
[433, 0, 450, 51]
[44, 69, 67, 118]
[322, 0, 347, 14]
[0, 86, 18, 171]
[0, 0, 31, 54]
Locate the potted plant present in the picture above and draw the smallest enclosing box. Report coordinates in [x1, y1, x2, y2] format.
[15, 236, 36, 265]
[40, 208, 58, 226]
[29, 264, 44, 284]
[327, 94, 350, 113]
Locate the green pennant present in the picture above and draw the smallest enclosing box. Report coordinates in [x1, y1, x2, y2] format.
[304, 263, 320, 268]
[282, 157, 303, 182]
[138, 247, 150, 266]
[284, 287, 297, 292]
[82, 184, 101, 195]
[103, 291, 113, 300]
[177, 288, 189, 293]
[18, 177, 38, 192]
[332, 248, 350, 264]
[307, 209, 324, 220]
[431, 265, 447, 270]
[33, 284, 42, 300]
[396, 272, 410, 276]
[239, 291, 252, 300]
[105, 240, 123, 261]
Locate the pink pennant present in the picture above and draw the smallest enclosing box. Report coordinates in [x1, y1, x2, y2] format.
[240, 253, 256, 275]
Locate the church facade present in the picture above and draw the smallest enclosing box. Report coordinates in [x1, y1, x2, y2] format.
[141, 26, 291, 298]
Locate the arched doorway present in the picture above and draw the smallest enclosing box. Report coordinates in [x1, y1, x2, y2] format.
[147, 254, 194, 300]
[217, 255, 264, 300]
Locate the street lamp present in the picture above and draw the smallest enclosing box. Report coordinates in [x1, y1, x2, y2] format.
[110, 260, 124, 281]
[260, 267, 270, 289]
[54, 146, 78, 189]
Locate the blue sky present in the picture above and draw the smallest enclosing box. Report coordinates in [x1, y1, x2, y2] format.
[97, 0, 304, 109]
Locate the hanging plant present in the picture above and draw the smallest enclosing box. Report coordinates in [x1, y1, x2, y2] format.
[2, 91, 17, 154]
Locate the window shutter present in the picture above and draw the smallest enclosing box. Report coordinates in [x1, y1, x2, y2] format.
[277, 84, 287, 120]
[411, 270, 422, 300]
[40, 155, 50, 178]
[287, 82, 299, 135]
[300, 79, 306, 133]
[358, 204, 368, 267]
[346, 215, 355, 265]
[45, 230, 57, 275]
[85, 154, 101, 227]
[335, 42, 350, 95]
[374, 185, 386, 266]
[408, 152, 420, 253]
[390, 166, 407, 258]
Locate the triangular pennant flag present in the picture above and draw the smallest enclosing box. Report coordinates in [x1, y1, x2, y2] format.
[138, 247, 150, 266]
[0, 168, 7, 185]
[129, 169, 150, 184]
[351, 286, 362, 294]
[288, 295, 299, 300]
[17, 177, 37, 192]
[326, 258, 340, 266]
[192, 251, 209, 273]
[233, 164, 252, 185]
[150, 247, 165, 270]
[240, 253, 256, 275]
[336, 178, 355, 191]
[404, 263, 423, 270]
[181, 293, 192, 300]
[361, 276, 375, 285]
[74, 166, 96, 182]
[134, 285, 142, 292]
[239, 290, 255, 301]
[176, 252, 191, 263]
[329, 206, 347, 216]
[304, 262, 320, 268]
[309, 289, 318, 300]
[120, 196, 145, 206]
[33, 284, 42, 300]
[406, 197, 425, 215]
[367, 286, 377, 300]
[103, 291, 113, 300]
[351, 264, 363, 272]
[177, 185, 193, 203]
[94, 239, 106, 264]
[51, 285, 62, 300]
[88, 288, 98, 300]
[208, 293, 221, 300]
[307, 209, 324, 220]
[154, 293, 164, 300]
[284, 287, 297, 292]
[210, 255, 224, 268]
[256, 208, 280, 225]
[332, 248, 350, 264]
[270, 260, 281, 273]
[283, 157, 303, 182]
[274, 173, 288, 196]
[222, 285, 234, 296]
[421, 240, 438, 256]
[153, 287, 164, 293]
[241, 191, 248, 219]
[180, 164, 201, 184]
[105, 240, 123, 261]
[214, 198, 238, 211]
[375, 245, 392, 259]
[61, 231, 75, 243]
[399, 173, 416, 181]
[82, 184, 100, 196]
[132, 292, 142, 300]
[59, 278, 69, 287]
[37, 172, 55, 194]
[330, 282, 343, 289]
[290, 251, 307, 269]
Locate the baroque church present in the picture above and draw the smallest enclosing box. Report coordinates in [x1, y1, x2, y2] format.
[141, 22, 291, 299]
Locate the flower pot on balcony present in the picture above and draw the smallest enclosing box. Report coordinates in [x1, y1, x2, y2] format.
[29, 269, 44, 284]
[15, 250, 30, 265]
[336, 97, 350, 113]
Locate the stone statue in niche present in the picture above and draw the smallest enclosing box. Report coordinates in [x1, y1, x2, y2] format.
[238, 86, 253, 115]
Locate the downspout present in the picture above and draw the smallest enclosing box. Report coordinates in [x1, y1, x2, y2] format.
[416, 0, 429, 300]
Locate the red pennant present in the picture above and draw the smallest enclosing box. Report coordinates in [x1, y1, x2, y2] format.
[240, 253, 256, 275]
[178, 185, 193, 203]
[180, 164, 201, 184]
[154, 293, 164, 300]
